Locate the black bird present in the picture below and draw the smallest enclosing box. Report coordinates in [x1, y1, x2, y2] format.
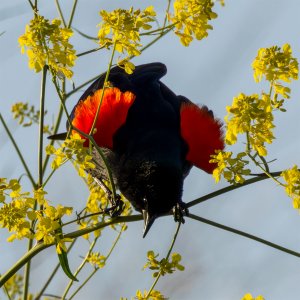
[49, 62, 224, 237]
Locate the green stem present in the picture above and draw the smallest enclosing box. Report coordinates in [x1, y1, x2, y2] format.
[65, 215, 142, 240]
[186, 171, 283, 208]
[145, 222, 181, 299]
[38, 66, 47, 188]
[35, 240, 76, 300]
[188, 213, 300, 258]
[65, 74, 101, 98]
[3, 284, 12, 300]
[133, 25, 174, 59]
[72, 27, 98, 40]
[68, 227, 124, 300]
[62, 238, 98, 300]
[55, 0, 67, 27]
[42, 103, 64, 177]
[62, 211, 105, 227]
[67, 0, 78, 28]
[0, 114, 36, 188]
[77, 47, 103, 57]
[27, 0, 35, 10]
[42, 168, 56, 187]
[162, 0, 171, 30]
[247, 153, 283, 186]
[22, 66, 47, 300]
[0, 242, 50, 288]
[140, 23, 175, 36]
[69, 269, 97, 300]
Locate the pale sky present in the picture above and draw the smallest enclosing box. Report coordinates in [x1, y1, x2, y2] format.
[1, 1, 300, 299]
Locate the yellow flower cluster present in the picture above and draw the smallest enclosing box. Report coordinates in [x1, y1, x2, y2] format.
[210, 151, 250, 184]
[252, 44, 298, 84]
[143, 251, 184, 278]
[0, 180, 72, 243]
[134, 289, 167, 300]
[171, 0, 219, 46]
[98, 6, 156, 73]
[225, 93, 274, 156]
[241, 293, 265, 300]
[0, 178, 33, 241]
[281, 166, 300, 209]
[212, 44, 298, 185]
[19, 15, 76, 78]
[46, 134, 95, 177]
[11, 102, 53, 134]
[33, 190, 72, 245]
[87, 252, 106, 269]
[3, 273, 26, 300]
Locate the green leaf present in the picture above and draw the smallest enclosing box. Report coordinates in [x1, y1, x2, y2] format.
[57, 246, 78, 281]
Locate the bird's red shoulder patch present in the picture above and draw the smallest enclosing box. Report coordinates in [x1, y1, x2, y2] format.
[180, 102, 224, 174]
[72, 87, 136, 148]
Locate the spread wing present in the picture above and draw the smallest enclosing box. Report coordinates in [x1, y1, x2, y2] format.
[179, 96, 224, 174]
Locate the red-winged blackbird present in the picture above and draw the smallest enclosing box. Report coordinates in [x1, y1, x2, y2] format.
[49, 63, 224, 237]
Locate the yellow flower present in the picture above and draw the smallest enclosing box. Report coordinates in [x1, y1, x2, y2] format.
[241, 293, 265, 300]
[46, 134, 95, 177]
[19, 15, 76, 78]
[252, 44, 298, 83]
[135, 289, 167, 300]
[210, 150, 250, 184]
[143, 251, 184, 278]
[97, 6, 156, 72]
[281, 165, 300, 209]
[171, 0, 219, 46]
[225, 93, 274, 156]
[87, 252, 106, 269]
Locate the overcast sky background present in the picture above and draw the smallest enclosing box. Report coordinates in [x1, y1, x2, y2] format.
[1, 1, 300, 299]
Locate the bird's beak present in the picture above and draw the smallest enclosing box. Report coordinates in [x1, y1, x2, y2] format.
[142, 210, 157, 238]
[47, 132, 68, 140]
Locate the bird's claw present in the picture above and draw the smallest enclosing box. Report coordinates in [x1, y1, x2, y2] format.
[104, 194, 125, 217]
[173, 201, 189, 224]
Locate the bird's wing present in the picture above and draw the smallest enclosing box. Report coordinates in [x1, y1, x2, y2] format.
[179, 96, 224, 174]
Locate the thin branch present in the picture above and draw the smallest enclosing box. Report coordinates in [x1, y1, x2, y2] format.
[35, 240, 76, 300]
[146, 222, 181, 299]
[67, 0, 78, 28]
[188, 213, 300, 258]
[61, 238, 99, 299]
[23, 65, 47, 300]
[38, 66, 47, 188]
[69, 269, 97, 299]
[73, 27, 98, 40]
[3, 284, 12, 300]
[0, 114, 36, 188]
[186, 171, 283, 208]
[27, 0, 35, 10]
[42, 103, 64, 177]
[162, 0, 171, 29]
[68, 227, 124, 300]
[0, 242, 50, 288]
[77, 47, 103, 58]
[55, 0, 67, 27]
[65, 74, 101, 98]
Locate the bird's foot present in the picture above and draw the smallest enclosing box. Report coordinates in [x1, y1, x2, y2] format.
[105, 194, 125, 217]
[173, 201, 189, 224]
